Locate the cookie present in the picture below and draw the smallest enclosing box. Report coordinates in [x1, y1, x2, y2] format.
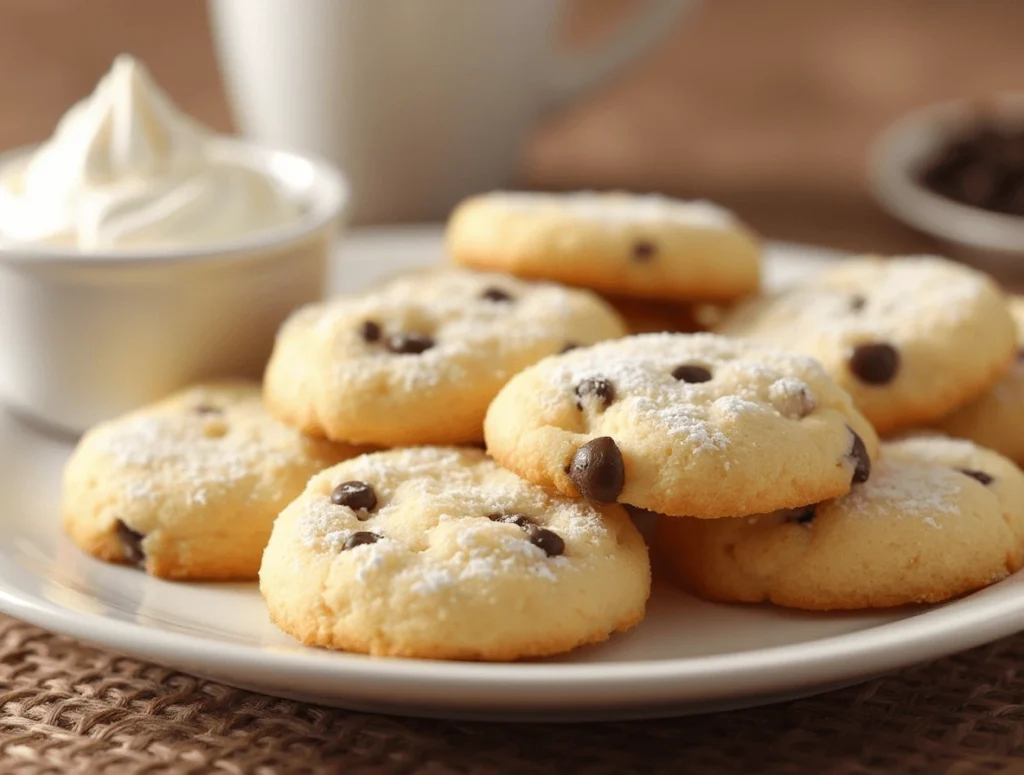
[259, 446, 650, 660]
[657, 436, 1024, 610]
[717, 255, 1016, 434]
[446, 191, 761, 302]
[484, 333, 879, 518]
[604, 295, 703, 335]
[264, 268, 626, 446]
[935, 297, 1024, 464]
[62, 383, 360, 580]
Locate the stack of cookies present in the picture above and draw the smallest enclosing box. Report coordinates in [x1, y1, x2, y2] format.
[59, 188, 1024, 663]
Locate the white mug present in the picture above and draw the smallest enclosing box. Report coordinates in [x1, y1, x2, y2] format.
[208, 0, 691, 223]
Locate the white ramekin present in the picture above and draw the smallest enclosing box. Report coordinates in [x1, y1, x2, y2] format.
[868, 95, 1024, 265]
[0, 140, 348, 435]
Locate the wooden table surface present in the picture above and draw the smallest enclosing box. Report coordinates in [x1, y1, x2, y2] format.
[1, 0, 1021, 253]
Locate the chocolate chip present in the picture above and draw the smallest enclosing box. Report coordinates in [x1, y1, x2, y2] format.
[528, 526, 565, 557]
[848, 429, 871, 484]
[957, 468, 994, 485]
[574, 378, 615, 411]
[632, 240, 657, 261]
[115, 520, 145, 568]
[785, 506, 816, 525]
[481, 287, 513, 303]
[849, 343, 900, 385]
[1017, 348, 1024, 361]
[569, 437, 625, 504]
[488, 512, 533, 529]
[560, 342, 580, 354]
[849, 294, 867, 312]
[193, 404, 222, 416]
[918, 119, 1024, 217]
[387, 333, 434, 354]
[342, 531, 381, 551]
[360, 320, 382, 342]
[672, 364, 713, 383]
[331, 481, 378, 514]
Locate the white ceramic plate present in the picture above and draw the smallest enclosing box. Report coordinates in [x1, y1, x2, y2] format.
[2, 226, 1023, 722]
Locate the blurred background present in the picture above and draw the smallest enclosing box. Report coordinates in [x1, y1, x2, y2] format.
[1, 0, 1021, 253]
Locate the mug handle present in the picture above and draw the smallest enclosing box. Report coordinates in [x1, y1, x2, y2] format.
[544, 0, 694, 112]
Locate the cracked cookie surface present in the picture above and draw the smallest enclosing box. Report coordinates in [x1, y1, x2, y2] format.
[484, 333, 879, 518]
[264, 268, 626, 446]
[259, 447, 650, 660]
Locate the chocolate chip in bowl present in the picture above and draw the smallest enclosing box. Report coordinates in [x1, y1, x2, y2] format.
[869, 96, 1024, 265]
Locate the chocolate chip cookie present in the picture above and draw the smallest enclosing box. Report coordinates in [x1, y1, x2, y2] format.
[717, 255, 1016, 434]
[62, 383, 361, 579]
[484, 333, 879, 518]
[263, 268, 626, 446]
[259, 447, 651, 660]
[658, 435, 1024, 609]
[936, 297, 1024, 464]
[446, 191, 761, 302]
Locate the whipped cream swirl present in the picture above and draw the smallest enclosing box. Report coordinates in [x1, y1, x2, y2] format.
[0, 55, 299, 250]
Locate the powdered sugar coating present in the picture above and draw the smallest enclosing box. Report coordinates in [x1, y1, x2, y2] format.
[61, 382, 358, 580]
[658, 435, 1024, 610]
[485, 332, 880, 518]
[837, 459, 960, 520]
[718, 255, 1017, 433]
[264, 268, 626, 446]
[483, 191, 736, 229]
[260, 447, 651, 659]
[296, 447, 613, 581]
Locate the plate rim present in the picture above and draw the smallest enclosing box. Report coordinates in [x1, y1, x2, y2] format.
[3, 230, 1022, 715]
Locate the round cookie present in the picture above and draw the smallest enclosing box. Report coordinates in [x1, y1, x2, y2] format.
[264, 268, 626, 446]
[259, 447, 650, 660]
[717, 255, 1016, 434]
[936, 297, 1024, 464]
[657, 436, 1024, 610]
[446, 191, 761, 302]
[484, 333, 880, 519]
[62, 383, 361, 580]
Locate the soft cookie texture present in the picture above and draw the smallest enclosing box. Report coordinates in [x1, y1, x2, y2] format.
[484, 333, 879, 518]
[62, 383, 360, 580]
[658, 436, 1024, 610]
[259, 447, 651, 660]
[446, 191, 761, 302]
[717, 255, 1016, 434]
[936, 297, 1024, 464]
[264, 268, 626, 446]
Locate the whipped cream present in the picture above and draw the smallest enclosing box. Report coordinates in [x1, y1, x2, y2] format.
[0, 55, 300, 251]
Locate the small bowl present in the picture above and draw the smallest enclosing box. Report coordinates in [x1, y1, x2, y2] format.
[0, 139, 348, 434]
[869, 95, 1024, 264]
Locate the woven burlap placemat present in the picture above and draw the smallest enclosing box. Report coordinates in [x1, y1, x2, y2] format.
[1, 616, 1023, 774]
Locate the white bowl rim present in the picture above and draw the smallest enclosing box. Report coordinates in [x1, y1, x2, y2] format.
[868, 94, 1024, 255]
[0, 138, 349, 268]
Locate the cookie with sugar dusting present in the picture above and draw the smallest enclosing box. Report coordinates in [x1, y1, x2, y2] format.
[263, 268, 626, 446]
[446, 191, 761, 302]
[484, 333, 879, 519]
[717, 255, 1016, 434]
[935, 297, 1024, 465]
[259, 446, 650, 660]
[62, 382, 361, 580]
[658, 435, 1024, 610]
